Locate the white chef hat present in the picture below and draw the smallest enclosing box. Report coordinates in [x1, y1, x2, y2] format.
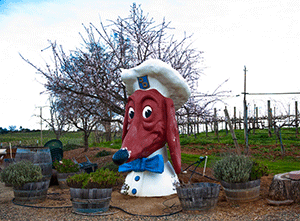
[121, 59, 191, 110]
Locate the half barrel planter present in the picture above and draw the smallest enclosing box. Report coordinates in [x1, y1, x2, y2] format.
[57, 171, 81, 189]
[13, 180, 50, 204]
[221, 179, 261, 203]
[176, 182, 221, 211]
[70, 188, 112, 214]
[15, 146, 52, 181]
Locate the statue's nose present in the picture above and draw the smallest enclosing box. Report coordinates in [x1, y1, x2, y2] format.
[112, 148, 129, 165]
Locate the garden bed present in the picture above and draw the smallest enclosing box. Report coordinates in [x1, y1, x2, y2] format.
[1, 147, 300, 220]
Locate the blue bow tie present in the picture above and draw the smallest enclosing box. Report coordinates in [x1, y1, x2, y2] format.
[118, 154, 164, 174]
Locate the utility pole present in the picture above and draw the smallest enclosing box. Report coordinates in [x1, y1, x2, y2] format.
[243, 66, 249, 154]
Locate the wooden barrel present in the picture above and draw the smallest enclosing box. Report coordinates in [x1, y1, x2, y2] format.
[70, 188, 112, 214]
[176, 182, 221, 211]
[15, 146, 52, 181]
[13, 180, 50, 204]
[221, 179, 261, 203]
[57, 171, 81, 189]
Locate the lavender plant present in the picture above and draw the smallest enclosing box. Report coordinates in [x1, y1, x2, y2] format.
[213, 154, 253, 183]
[0, 160, 43, 187]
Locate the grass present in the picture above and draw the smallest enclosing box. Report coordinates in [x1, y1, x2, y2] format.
[2, 128, 300, 175]
[180, 128, 300, 146]
[258, 158, 300, 174]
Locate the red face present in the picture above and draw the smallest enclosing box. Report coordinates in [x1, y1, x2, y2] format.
[120, 89, 181, 174]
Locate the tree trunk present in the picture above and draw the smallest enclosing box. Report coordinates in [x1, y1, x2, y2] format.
[94, 129, 101, 143]
[83, 132, 89, 152]
[268, 172, 300, 204]
[104, 121, 112, 142]
[55, 133, 60, 140]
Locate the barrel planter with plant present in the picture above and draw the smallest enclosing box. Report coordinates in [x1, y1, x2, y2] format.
[67, 168, 123, 214]
[176, 182, 221, 211]
[213, 154, 268, 203]
[0, 160, 49, 204]
[53, 159, 81, 189]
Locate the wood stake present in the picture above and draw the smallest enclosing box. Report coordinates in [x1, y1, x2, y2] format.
[224, 107, 241, 155]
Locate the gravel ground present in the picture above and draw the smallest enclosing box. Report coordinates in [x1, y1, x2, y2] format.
[1, 204, 300, 221]
[1, 180, 300, 221]
[1, 147, 300, 220]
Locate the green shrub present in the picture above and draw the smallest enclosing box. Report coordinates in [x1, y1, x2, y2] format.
[180, 136, 193, 145]
[67, 168, 123, 189]
[101, 162, 119, 172]
[53, 159, 80, 173]
[213, 154, 253, 183]
[250, 160, 269, 181]
[63, 143, 82, 151]
[96, 150, 113, 158]
[0, 160, 43, 187]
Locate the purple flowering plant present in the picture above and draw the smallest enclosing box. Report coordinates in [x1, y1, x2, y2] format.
[53, 159, 80, 173]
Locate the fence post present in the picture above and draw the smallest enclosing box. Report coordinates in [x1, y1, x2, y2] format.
[214, 108, 219, 141]
[256, 106, 258, 131]
[234, 107, 237, 130]
[243, 65, 249, 154]
[197, 116, 199, 135]
[239, 112, 242, 130]
[253, 104, 256, 134]
[296, 101, 298, 137]
[225, 107, 228, 135]
[268, 100, 272, 137]
[205, 119, 208, 137]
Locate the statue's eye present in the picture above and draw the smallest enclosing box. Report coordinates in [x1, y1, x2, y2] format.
[129, 107, 135, 119]
[142, 106, 152, 118]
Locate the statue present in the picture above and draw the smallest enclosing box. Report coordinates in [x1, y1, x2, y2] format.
[113, 59, 190, 197]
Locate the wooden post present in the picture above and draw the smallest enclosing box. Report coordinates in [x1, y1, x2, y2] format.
[214, 108, 219, 141]
[197, 116, 200, 135]
[225, 107, 228, 135]
[243, 66, 249, 154]
[239, 112, 242, 130]
[187, 109, 190, 136]
[205, 119, 208, 137]
[296, 101, 298, 137]
[288, 104, 291, 125]
[234, 107, 237, 130]
[40, 107, 43, 145]
[256, 107, 258, 131]
[224, 107, 240, 154]
[268, 100, 272, 137]
[253, 104, 256, 134]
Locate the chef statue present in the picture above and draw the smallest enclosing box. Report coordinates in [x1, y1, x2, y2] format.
[112, 59, 190, 197]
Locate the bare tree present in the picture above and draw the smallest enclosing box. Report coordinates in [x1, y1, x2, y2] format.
[59, 92, 100, 151]
[43, 96, 70, 139]
[21, 3, 230, 142]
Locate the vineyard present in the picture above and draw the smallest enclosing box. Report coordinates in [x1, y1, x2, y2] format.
[1, 127, 300, 175]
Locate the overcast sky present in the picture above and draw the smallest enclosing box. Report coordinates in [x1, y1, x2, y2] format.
[1, 0, 300, 129]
